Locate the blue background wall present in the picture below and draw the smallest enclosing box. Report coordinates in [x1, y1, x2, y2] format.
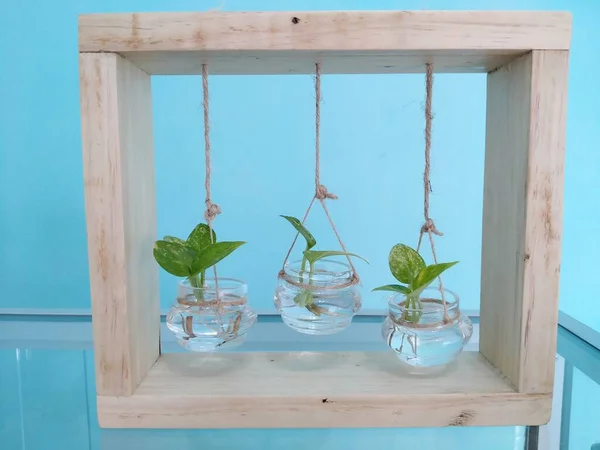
[0, 0, 598, 331]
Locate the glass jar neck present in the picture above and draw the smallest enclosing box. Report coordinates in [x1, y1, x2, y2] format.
[178, 278, 247, 306]
[388, 287, 460, 327]
[283, 259, 354, 288]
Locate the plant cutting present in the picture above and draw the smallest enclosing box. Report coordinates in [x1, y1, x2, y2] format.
[376, 64, 472, 370]
[153, 222, 244, 300]
[373, 243, 457, 323]
[151, 64, 257, 353]
[274, 63, 366, 335]
[154, 221, 254, 351]
[280, 215, 367, 315]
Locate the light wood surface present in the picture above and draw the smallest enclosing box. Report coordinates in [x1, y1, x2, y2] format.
[78, 9, 571, 428]
[97, 351, 551, 428]
[109, 50, 523, 75]
[80, 53, 160, 396]
[78, 11, 571, 74]
[480, 50, 568, 394]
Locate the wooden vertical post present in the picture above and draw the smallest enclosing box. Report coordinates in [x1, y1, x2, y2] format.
[480, 50, 569, 394]
[80, 53, 160, 396]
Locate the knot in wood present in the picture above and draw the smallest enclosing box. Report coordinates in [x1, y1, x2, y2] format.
[204, 201, 221, 221]
[316, 184, 338, 200]
[421, 218, 443, 236]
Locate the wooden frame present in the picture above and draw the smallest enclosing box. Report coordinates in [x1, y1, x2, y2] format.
[79, 10, 571, 428]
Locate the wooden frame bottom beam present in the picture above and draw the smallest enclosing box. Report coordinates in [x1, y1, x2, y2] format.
[97, 351, 551, 428]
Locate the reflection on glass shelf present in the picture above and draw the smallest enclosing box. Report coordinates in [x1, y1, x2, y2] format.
[0, 349, 90, 450]
[567, 367, 600, 449]
[4, 313, 600, 449]
[99, 427, 526, 450]
[557, 320, 600, 450]
[0, 316, 528, 450]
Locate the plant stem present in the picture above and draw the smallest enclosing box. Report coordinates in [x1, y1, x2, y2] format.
[405, 295, 424, 324]
[199, 270, 206, 301]
[415, 296, 423, 322]
[189, 274, 201, 288]
[416, 297, 423, 310]
[188, 273, 204, 302]
[300, 255, 308, 284]
[304, 260, 318, 314]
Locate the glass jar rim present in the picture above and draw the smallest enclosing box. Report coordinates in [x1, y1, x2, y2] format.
[284, 259, 353, 277]
[388, 286, 459, 311]
[179, 277, 246, 293]
[281, 259, 356, 289]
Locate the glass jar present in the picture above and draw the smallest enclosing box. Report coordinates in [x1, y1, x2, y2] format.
[166, 278, 256, 352]
[381, 286, 473, 372]
[274, 259, 361, 335]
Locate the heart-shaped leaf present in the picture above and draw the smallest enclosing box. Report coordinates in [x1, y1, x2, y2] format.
[293, 289, 314, 307]
[388, 244, 426, 284]
[303, 250, 368, 265]
[412, 261, 459, 294]
[190, 241, 245, 275]
[153, 240, 197, 277]
[372, 284, 410, 294]
[187, 223, 216, 252]
[163, 236, 186, 245]
[281, 215, 316, 251]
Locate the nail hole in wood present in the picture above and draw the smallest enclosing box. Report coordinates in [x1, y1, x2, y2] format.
[291, 17, 300, 24]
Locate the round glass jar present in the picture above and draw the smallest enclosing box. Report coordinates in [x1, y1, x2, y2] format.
[274, 259, 361, 335]
[166, 278, 256, 352]
[381, 286, 473, 372]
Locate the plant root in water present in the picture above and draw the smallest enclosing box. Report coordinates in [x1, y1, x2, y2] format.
[306, 304, 325, 316]
[306, 304, 345, 317]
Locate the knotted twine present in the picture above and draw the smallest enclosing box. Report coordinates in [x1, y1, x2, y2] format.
[180, 65, 232, 337]
[415, 63, 450, 324]
[193, 65, 247, 341]
[278, 63, 360, 289]
[202, 64, 222, 303]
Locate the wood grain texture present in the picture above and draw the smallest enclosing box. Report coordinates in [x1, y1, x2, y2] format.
[111, 50, 524, 75]
[80, 53, 160, 396]
[480, 50, 568, 394]
[78, 11, 572, 75]
[97, 351, 552, 428]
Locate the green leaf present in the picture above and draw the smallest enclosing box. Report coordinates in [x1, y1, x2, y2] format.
[388, 244, 426, 284]
[280, 215, 316, 251]
[186, 223, 216, 252]
[153, 240, 197, 277]
[190, 241, 245, 274]
[294, 289, 314, 307]
[163, 236, 186, 245]
[412, 261, 459, 294]
[303, 250, 368, 265]
[372, 284, 410, 294]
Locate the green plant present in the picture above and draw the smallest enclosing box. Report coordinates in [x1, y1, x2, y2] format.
[280, 215, 367, 315]
[372, 244, 458, 323]
[153, 223, 244, 300]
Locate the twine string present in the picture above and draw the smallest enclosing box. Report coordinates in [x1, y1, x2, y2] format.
[202, 64, 221, 302]
[418, 63, 449, 323]
[279, 62, 359, 285]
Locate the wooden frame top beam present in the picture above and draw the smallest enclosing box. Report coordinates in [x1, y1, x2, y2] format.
[78, 11, 572, 75]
